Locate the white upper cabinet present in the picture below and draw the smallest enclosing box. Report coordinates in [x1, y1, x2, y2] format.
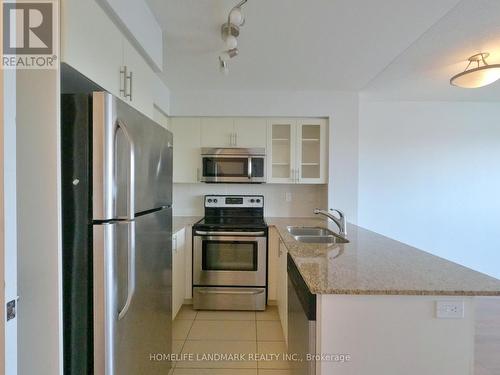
[200, 118, 267, 148]
[267, 118, 297, 184]
[234, 118, 267, 148]
[122, 38, 155, 117]
[200, 118, 235, 147]
[296, 118, 327, 183]
[171, 118, 201, 183]
[171, 116, 327, 185]
[61, 0, 123, 97]
[267, 118, 327, 184]
[61, 0, 164, 119]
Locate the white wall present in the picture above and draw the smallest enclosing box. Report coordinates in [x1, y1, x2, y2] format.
[2, 66, 17, 375]
[317, 295, 475, 375]
[358, 100, 500, 279]
[16, 70, 62, 375]
[173, 183, 327, 217]
[171, 90, 359, 223]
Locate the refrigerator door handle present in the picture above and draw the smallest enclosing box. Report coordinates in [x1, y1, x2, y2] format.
[94, 223, 117, 375]
[115, 120, 135, 220]
[118, 221, 136, 320]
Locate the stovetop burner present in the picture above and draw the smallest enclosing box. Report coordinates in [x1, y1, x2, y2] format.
[194, 216, 267, 231]
[193, 195, 267, 232]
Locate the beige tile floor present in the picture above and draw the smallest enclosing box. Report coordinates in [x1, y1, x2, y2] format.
[171, 298, 499, 375]
[171, 305, 291, 375]
[475, 297, 500, 375]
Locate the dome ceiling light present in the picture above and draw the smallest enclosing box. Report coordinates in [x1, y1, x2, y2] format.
[219, 0, 248, 74]
[450, 52, 500, 88]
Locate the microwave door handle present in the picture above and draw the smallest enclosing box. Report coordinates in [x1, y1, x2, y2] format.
[248, 157, 252, 179]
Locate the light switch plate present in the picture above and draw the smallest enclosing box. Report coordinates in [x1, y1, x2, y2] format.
[285, 192, 292, 202]
[436, 300, 464, 319]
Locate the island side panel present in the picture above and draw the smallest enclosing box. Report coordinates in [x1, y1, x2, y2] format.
[316, 295, 475, 375]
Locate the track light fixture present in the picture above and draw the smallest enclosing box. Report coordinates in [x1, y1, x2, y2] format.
[219, 0, 248, 74]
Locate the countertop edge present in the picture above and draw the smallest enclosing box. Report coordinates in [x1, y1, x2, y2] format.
[267, 221, 500, 297]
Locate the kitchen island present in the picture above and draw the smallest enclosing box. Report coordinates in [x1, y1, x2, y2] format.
[267, 217, 500, 375]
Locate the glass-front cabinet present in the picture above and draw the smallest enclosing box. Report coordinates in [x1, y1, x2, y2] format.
[267, 119, 297, 183]
[267, 118, 327, 183]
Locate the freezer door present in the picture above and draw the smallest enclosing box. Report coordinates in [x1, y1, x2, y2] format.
[93, 207, 172, 375]
[92, 92, 172, 220]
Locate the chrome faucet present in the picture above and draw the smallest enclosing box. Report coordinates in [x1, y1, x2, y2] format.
[314, 208, 347, 237]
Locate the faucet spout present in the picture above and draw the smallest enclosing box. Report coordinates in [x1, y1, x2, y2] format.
[314, 208, 347, 237]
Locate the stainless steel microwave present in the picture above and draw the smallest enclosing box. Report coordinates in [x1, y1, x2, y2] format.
[200, 148, 266, 183]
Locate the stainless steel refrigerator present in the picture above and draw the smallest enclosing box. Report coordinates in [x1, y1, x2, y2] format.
[61, 92, 173, 375]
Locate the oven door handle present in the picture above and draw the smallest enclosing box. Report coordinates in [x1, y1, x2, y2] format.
[196, 289, 265, 295]
[194, 230, 266, 236]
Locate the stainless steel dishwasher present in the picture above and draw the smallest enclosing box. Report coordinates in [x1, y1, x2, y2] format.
[288, 254, 317, 375]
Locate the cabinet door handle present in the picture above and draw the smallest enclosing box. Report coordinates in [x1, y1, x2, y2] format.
[120, 66, 127, 98]
[127, 71, 133, 101]
[234, 132, 237, 146]
[196, 167, 201, 182]
[120, 66, 133, 101]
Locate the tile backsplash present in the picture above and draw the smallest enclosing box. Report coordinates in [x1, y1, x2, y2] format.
[173, 183, 328, 217]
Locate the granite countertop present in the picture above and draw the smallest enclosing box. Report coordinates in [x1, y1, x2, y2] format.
[173, 216, 202, 233]
[267, 217, 500, 296]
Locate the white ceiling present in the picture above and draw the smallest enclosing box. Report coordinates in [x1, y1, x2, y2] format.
[146, 0, 462, 91]
[363, 0, 500, 101]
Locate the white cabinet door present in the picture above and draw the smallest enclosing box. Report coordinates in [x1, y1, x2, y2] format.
[184, 225, 193, 300]
[171, 118, 201, 183]
[296, 118, 327, 184]
[123, 38, 154, 118]
[153, 106, 169, 130]
[234, 118, 267, 148]
[277, 238, 288, 344]
[200, 118, 235, 147]
[267, 119, 297, 184]
[61, 0, 123, 97]
[267, 227, 280, 302]
[172, 228, 186, 319]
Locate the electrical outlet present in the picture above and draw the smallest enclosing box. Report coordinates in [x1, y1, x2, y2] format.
[285, 192, 292, 202]
[436, 300, 464, 319]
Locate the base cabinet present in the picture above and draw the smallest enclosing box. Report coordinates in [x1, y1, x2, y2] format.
[277, 237, 288, 344]
[172, 228, 186, 319]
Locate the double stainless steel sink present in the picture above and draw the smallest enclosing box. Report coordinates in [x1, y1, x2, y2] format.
[287, 226, 349, 244]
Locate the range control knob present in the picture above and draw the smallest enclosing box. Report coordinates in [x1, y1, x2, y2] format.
[213, 199, 218, 203]
[256, 199, 261, 203]
[207, 199, 213, 203]
[250, 199, 255, 203]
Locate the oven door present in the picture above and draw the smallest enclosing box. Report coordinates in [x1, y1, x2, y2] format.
[193, 233, 267, 286]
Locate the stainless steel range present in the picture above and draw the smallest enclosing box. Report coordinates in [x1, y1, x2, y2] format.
[192, 195, 268, 311]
